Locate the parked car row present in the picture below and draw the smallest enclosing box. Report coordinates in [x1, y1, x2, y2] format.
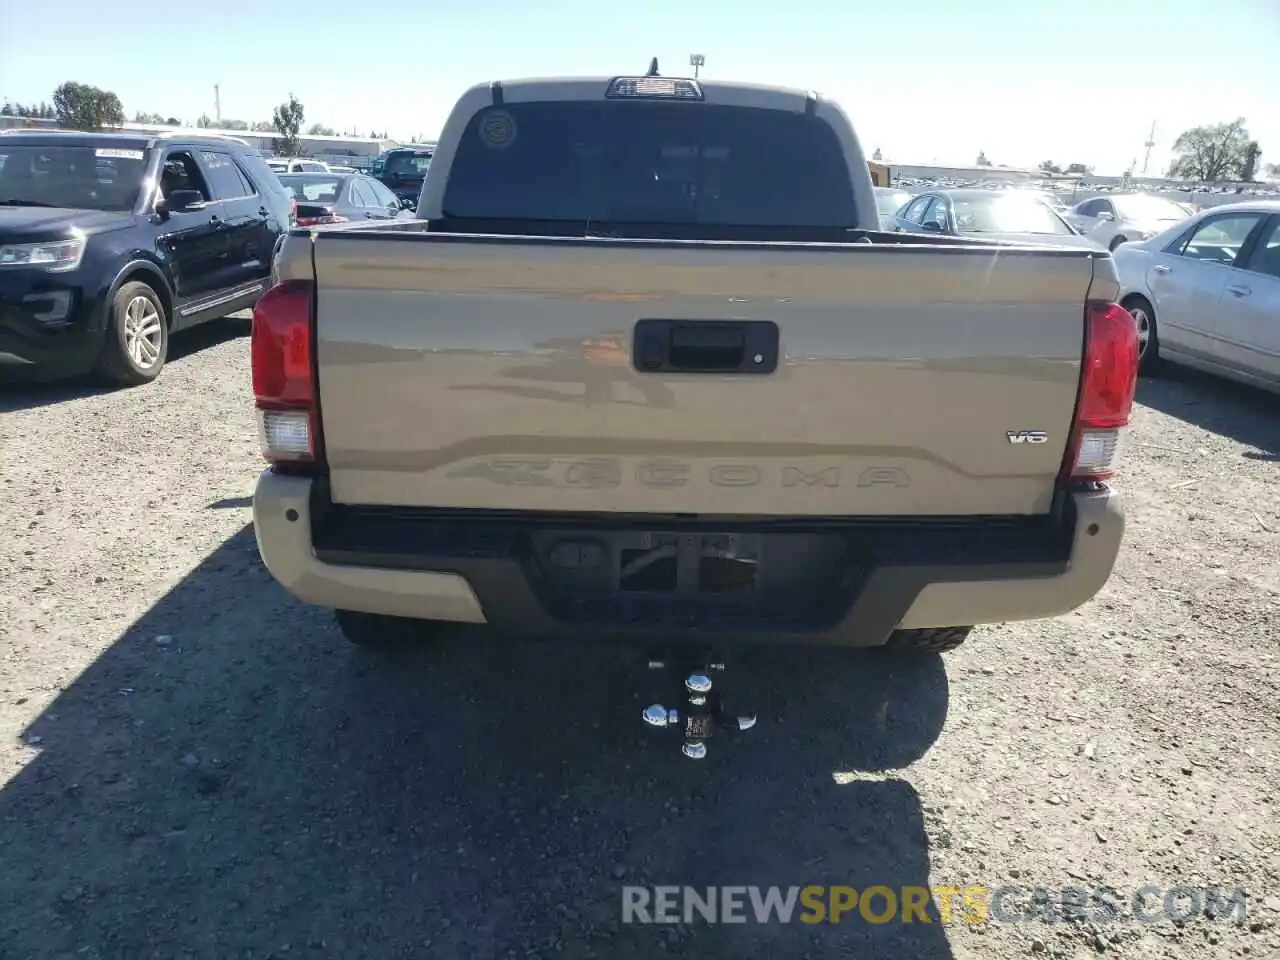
[881, 187, 1278, 392]
[2, 123, 1272, 395]
[1062, 193, 1194, 251]
[278, 172, 415, 226]
[885, 188, 1102, 249]
[0, 127, 440, 388]
[0, 130, 295, 384]
[1115, 200, 1279, 390]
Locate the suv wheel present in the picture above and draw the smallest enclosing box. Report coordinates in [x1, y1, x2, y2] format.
[96, 281, 169, 385]
[885, 626, 972, 653]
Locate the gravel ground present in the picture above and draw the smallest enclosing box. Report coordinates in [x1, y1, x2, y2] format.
[0, 321, 1277, 960]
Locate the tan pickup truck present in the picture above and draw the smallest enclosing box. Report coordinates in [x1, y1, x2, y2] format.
[250, 72, 1139, 655]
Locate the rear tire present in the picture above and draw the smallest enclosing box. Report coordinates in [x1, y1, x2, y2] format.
[1123, 295, 1161, 374]
[95, 281, 169, 386]
[885, 626, 972, 653]
[334, 609, 447, 649]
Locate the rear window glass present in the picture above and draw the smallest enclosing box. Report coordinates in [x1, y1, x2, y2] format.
[441, 101, 857, 228]
[279, 176, 342, 202]
[384, 152, 431, 178]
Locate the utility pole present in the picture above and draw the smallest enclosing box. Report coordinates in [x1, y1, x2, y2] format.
[689, 54, 705, 79]
[1141, 120, 1155, 174]
[214, 84, 221, 125]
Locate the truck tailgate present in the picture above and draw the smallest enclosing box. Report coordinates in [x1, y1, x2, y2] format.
[310, 234, 1100, 517]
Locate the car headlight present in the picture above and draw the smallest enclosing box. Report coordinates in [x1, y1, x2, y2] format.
[0, 237, 86, 273]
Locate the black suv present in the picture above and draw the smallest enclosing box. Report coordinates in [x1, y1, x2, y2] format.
[375, 147, 433, 208]
[0, 130, 294, 384]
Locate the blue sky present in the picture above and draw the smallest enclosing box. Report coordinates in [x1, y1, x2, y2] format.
[2, 0, 1277, 175]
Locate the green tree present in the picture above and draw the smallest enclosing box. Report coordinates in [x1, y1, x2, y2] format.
[221, 118, 248, 131]
[52, 82, 125, 131]
[1038, 160, 1061, 175]
[272, 94, 305, 156]
[307, 122, 336, 136]
[196, 113, 213, 128]
[1239, 141, 1261, 182]
[1168, 118, 1254, 182]
[976, 150, 991, 166]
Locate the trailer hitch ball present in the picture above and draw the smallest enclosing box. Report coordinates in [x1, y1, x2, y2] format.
[642, 655, 756, 758]
[686, 673, 712, 694]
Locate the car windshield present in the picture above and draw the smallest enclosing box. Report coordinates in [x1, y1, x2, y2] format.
[1114, 195, 1187, 221]
[384, 153, 431, 178]
[278, 175, 344, 203]
[0, 143, 146, 212]
[952, 196, 1073, 235]
[442, 101, 858, 228]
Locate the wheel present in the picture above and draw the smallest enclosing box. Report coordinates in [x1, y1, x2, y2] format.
[1109, 235, 1128, 251]
[1123, 295, 1161, 374]
[885, 626, 972, 653]
[334, 609, 447, 649]
[95, 281, 169, 385]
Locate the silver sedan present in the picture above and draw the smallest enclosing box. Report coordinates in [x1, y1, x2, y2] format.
[1115, 200, 1280, 391]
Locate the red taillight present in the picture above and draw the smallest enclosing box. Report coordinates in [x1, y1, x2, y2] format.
[1060, 301, 1139, 484]
[295, 214, 348, 227]
[289, 198, 298, 225]
[251, 280, 321, 466]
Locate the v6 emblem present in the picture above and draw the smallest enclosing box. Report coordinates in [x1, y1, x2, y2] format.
[1006, 431, 1049, 444]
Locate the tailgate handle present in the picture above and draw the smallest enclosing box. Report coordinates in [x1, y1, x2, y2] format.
[669, 323, 745, 369]
[633, 319, 778, 375]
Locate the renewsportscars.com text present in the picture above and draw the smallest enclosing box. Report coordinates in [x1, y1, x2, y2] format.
[621, 885, 1250, 926]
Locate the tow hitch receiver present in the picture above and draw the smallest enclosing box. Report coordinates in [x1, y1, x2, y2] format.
[642, 652, 757, 759]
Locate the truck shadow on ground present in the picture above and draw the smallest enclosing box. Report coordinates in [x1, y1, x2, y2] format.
[2, 525, 955, 959]
[1136, 368, 1278, 459]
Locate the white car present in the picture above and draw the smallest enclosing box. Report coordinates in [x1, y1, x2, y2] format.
[1115, 200, 1280, 391]
[1066, 194, 1192, 251]
[266, 158, 329, 175]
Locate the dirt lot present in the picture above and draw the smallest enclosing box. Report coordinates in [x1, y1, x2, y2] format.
[1, 322, 1277, 960]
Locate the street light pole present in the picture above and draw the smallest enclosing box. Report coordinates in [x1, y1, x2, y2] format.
[690, 54, 705, 79]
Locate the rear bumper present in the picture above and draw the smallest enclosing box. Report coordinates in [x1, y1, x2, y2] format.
[253, 470, 1125, 646]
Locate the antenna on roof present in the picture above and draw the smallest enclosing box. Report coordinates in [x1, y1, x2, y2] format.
[645, 57, 660, 77]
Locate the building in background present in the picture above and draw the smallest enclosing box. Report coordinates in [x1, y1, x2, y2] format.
[0, 115, 434, 170]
